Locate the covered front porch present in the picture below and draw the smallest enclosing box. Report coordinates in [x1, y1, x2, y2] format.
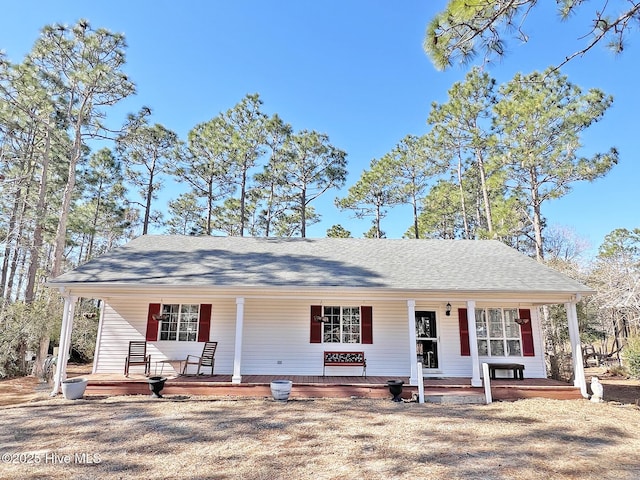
[51, 295, 589, 401]
[74, 372, 583, 403]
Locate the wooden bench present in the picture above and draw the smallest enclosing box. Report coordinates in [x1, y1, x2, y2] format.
[323, 351, 366, 377]
[487, 363, 525, 380]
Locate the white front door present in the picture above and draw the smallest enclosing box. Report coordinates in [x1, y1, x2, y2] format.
[415, 311, 439, 369]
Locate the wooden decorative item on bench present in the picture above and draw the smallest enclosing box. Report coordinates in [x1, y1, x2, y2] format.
[124, 341, 151, 377]
[487, 362, 525, 380]
[183, 341, 217, 376]
[323, 351, 367, 377]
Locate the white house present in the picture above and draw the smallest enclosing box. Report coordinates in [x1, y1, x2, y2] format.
[47, 236, 592, 396]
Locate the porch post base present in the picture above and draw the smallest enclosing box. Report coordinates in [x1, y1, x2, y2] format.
[232, 375, 242, 384]
[471, 378, 482, 387]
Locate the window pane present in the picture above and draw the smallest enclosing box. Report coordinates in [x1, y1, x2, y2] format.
[416, 313, 436, 338]
[477, 339, 488, 356]
[490, 340, 505, 356]
[489, 309, 503, 337]
[325, 306, 340, 316]
[341, 306, 360, 343]
[507, 340, 522, 356]
[160, 330, 176, 341]
[504, 309, 520, 337]
[322, 308, 340, 343]
[342, 307, 360, 343]
[324, 332, 340, 343]
[160, 303, 179, 341]
[475, 309, 487, 338]
[182, 304, 199, 314]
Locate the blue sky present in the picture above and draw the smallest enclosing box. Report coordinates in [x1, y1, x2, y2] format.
[1, 1, 637, 256]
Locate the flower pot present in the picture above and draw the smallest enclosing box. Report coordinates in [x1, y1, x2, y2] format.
[386, 380, 404, 402]
[61, 377, 88, 400]
[148, 376, 167, 398]
[270, 380, 293, 402]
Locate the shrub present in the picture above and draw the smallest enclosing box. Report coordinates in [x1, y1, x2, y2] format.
[607, 364, 628, 377]
[623, 336, 640, 379]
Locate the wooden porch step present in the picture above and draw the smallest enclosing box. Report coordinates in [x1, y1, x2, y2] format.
[492, 385, 583, 401]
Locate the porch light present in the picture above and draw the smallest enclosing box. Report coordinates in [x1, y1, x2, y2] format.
[314, 315, 329, 323]
[515, 317, 529, 325]
[445, 303, 451, 316]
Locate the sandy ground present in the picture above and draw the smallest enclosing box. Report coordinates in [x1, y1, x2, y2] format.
[0, 365, 638, 479]
[0, 392, 638, 479]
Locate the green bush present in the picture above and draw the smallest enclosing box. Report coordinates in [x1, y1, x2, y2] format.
[623, 336, 640, 379]
[607, 364, 628, 377]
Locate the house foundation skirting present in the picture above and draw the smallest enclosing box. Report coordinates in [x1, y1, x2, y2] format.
[78, 374, 583, 402]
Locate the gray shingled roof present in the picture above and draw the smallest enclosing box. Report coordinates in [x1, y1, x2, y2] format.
[47, 235, 592, 294]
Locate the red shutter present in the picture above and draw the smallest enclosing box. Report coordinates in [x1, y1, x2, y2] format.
[198, 304, 212, 342]
[146, 303, 161, 341]
[458, 308, 470, 356]
[519, 308, 535, 356]
[361, 306, 373, 344]
[310, 305, 322, 343]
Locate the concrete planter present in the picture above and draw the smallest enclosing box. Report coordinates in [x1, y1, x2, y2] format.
[270, 380, 293, 402]
[61, 377, 88, 400]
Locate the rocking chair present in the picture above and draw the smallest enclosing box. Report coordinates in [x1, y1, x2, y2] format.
[124, 341, 151, 377]
[183, 341, 217, 376]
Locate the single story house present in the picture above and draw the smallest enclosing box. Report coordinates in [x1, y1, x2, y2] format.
[47, 235, 591, 397]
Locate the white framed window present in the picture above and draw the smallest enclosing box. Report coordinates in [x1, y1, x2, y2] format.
[159, 304, 199, 341]
[323, 306, 361, 343]
[475, 308, 522, 357]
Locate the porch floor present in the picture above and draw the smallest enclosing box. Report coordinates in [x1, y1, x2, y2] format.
[73, 372, 583, 403]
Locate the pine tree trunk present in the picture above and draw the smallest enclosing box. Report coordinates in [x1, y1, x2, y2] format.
[52, 120, 83, 277]
[25, 121, 51, 303]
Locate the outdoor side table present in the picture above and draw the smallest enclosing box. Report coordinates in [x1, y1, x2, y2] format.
[155, 359, 184, 376]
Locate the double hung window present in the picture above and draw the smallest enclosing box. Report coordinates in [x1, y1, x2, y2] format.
[159, 304, 199, 341]
[323, 306, 361, 343]
[475, 308, 522, 357]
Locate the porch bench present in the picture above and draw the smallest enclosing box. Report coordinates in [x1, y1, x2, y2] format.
[487, 362, 525, 380]
[323, 351, 366, 377]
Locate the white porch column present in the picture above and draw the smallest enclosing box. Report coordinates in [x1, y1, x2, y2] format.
[92, 301, 105, 374]
[50, 295, 77, 396]
[232, 297, 245, 384]
[466, 300, 482, 387]
[407, 300, 418, 384]
[566, 301, 588, 397]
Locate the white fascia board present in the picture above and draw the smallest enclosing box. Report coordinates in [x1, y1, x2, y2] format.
[46, 282, 590, 306]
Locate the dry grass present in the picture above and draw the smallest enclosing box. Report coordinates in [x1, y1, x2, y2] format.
[1, 393, 639, 480]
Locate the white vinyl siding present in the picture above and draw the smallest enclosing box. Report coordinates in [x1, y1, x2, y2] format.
[94, 298, 235, 375]
[241, 300, 407, 376]
[93, 296, 547, 379]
